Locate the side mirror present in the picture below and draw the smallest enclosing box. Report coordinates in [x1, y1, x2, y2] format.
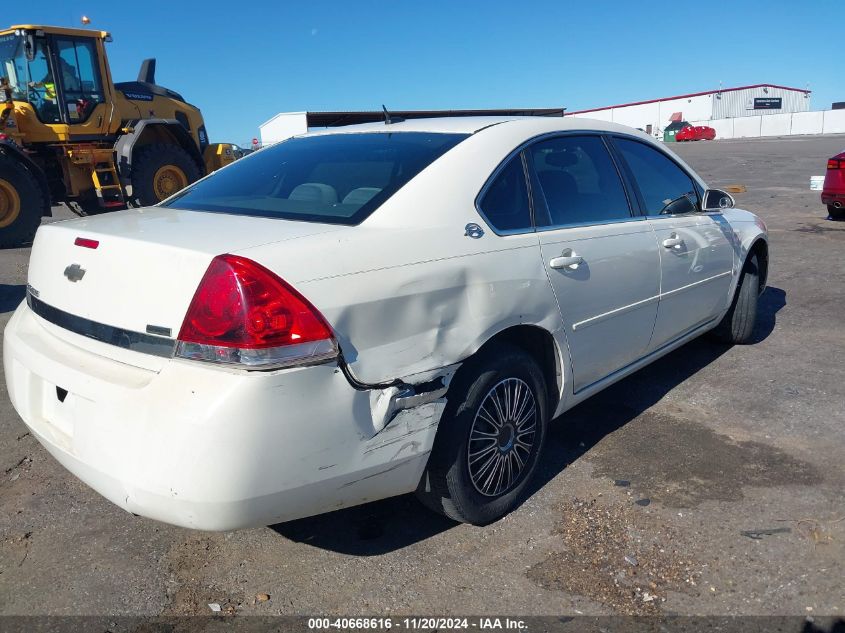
[702, 189, 735, 212]
[23, 32, 37, 62]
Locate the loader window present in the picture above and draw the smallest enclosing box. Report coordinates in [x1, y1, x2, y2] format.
[54, 38, 104, 123]
[0, 34, 25, 96]
[24, 38, 62, 123]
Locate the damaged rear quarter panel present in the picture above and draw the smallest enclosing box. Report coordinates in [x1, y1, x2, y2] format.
[304, 236, 563, 384]
[237, 122, 568, 386]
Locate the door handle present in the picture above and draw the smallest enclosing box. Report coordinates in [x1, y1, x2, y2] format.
[549, 254, 584, 270]
[662, 234, 684, 249]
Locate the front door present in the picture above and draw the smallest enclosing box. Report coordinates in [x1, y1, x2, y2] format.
[610, 136, 735, 351]
[528, 134, 661, 393]
[50, 35, 109, 135]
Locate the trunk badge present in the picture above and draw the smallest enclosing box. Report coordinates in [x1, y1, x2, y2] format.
[64, 264, 86, 282]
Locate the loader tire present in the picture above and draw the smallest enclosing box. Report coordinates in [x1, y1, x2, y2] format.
[130, 143, 201, 207]
[0, 156, 47, 248]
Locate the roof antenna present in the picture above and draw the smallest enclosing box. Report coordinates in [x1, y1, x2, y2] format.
[382, 104, 404, 125]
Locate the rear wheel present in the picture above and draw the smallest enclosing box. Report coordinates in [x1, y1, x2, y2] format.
[710, 253, 760, 344]
[0, 156, 47, 248]
[417, 344, 549, 525]
[130, 143, 201, 207]
[828, 205, 845, 220]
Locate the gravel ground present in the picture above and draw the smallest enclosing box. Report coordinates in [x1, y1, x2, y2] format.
[0, 134, 843, 620]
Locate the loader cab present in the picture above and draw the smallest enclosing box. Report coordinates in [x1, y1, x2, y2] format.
[0, 26, 111, 132]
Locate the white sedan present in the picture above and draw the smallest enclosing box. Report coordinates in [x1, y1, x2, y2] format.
[3, 116, 768, 530]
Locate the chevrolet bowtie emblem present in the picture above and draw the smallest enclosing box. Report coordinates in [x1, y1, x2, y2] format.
[64, 263, 86, 282]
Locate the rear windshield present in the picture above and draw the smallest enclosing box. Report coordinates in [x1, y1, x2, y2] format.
[163, 132, 468, 225]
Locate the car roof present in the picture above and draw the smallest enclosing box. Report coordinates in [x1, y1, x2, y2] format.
[303, 115, 654, 139]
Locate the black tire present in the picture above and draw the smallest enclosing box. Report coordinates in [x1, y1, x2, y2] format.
[416, 343, 549, 525]
[0, 156, 48, 248]
[129, 143, 201, 207]
[710, 253, 760, 344]
[828, 205, 845, 220]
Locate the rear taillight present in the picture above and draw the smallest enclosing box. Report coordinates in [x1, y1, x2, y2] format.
[175, 254, 337, 368]
[827, 159, 843, 170]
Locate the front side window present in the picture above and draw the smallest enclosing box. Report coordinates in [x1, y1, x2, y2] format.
[54, 37, 105, 123]
[0, 34, 28, 99]
[478, 154, 531, 232]
[613, 137, 698, 215]
[528, 135, 632, 227]
[0, 35, 61, 123]
[165, 132, 468, 225]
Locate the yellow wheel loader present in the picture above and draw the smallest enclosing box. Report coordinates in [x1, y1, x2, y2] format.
[0, 25, 235, 247]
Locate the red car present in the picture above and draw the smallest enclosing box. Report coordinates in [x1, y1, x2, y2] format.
[675, 124, 717, 142]
[822, 151, 845, 220]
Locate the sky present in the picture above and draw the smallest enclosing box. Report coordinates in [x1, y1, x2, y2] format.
[9, 1, 844, 146]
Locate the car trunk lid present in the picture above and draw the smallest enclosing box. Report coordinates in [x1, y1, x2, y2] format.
[26, 208, 343, 365]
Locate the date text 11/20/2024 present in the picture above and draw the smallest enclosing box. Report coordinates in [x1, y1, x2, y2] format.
[307, 617, 528, 630]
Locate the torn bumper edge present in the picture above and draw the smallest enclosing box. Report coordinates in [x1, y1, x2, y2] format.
[368, 363, 459, 435]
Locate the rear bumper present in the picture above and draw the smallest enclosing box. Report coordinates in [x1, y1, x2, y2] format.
[821, 192, 845, 206]
[3, 303, 442, 530]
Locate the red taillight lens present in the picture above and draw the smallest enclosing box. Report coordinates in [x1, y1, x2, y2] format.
[827, 159, 843, 170]
[176, 254, 337, 368]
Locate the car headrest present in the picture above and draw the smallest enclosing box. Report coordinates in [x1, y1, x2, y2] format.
[288, 183, 338, 204]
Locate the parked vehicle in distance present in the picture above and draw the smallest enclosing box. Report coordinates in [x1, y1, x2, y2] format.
[676, 124, 717, 142]
[3, 116, 769, 530]
[822, 150, 845, 219]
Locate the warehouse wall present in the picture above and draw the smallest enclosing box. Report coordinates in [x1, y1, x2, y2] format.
[689, 109, 845, 139]
[259, 112, 308, 145]
[605, 102, 659, 128]
[711, 86, 810, 119]
[823, 110, 845, 134]
[568, 86, 811, 133]
[760, 114, 792, 136]
[733, 116, 762, 138]
[656, 95, 713, 123]
[570, 94, 712, 133]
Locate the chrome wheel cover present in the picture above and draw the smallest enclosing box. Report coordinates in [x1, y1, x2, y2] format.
[467, 377, 537, 497]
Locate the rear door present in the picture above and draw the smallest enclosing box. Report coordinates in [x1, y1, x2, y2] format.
[610, 136, 735, 351]
[529, 134, 661, 393]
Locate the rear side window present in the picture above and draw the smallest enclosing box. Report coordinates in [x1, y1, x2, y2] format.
[478, 154, 532, 232]
[613, 138, 698, 215]
[528, 135, 631, 227]
[164, 132, 468, 225]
